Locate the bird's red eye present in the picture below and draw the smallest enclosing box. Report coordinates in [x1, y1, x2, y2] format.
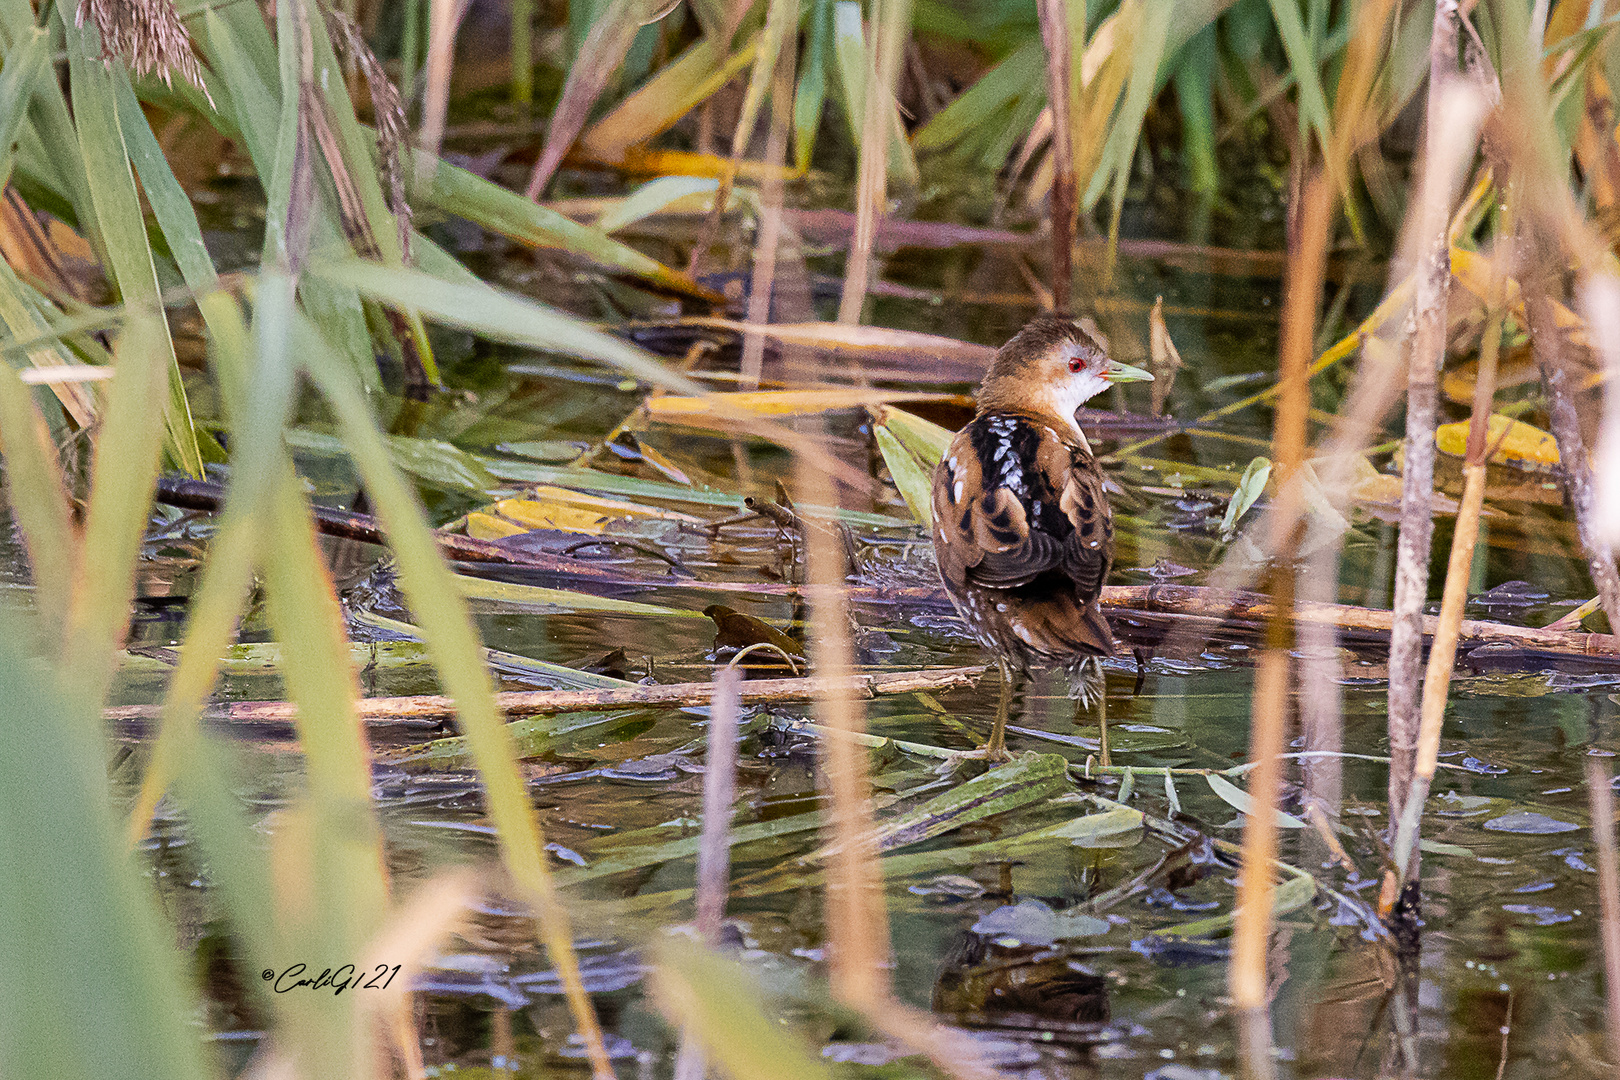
[1068, 356, 1085, 373]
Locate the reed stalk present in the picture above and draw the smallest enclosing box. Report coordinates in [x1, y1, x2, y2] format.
[1229, 167, 1331, 1080]
[1586, 757, 1620, 1068]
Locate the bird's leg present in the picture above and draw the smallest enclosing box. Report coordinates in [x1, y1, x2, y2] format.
[1072, 658, 1108, 767]
[1096, 686, 1110, 768]
[983, 657, 1012, 761]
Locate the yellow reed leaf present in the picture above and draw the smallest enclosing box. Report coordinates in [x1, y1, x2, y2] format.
[526, 484, 703, 523]
[492, 498, 612, 534]
[466, 511, 526, 540]
[1435, 414, 1560, 469]
[646, 388, 969, 421]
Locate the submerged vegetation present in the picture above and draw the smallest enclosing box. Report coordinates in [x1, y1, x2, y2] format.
[12, 0, 1620, 1077]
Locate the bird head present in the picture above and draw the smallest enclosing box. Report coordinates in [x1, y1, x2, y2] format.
[974, 316, 1153, 437]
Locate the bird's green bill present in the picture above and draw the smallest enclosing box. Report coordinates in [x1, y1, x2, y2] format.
[1101, 360, 1154, 383]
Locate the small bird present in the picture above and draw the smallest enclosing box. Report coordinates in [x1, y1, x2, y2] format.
[930, 316, 1151, 759]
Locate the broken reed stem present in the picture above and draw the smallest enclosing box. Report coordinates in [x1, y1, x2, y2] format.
[739, 31, 797, 389]
[1392, 305, 1503, 882]
[1230, 168, 1332, 1080]
[1585, 757, 1620, 1069]
[671, 665, 742, 1080]
[836, 0, 910, 325]
[1036, 0, 1075, 315]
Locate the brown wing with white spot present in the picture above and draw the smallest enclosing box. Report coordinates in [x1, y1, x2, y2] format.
[1053, 439, 1113, 600]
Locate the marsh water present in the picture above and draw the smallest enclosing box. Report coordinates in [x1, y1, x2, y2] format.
[90, 163, 1620, 1078]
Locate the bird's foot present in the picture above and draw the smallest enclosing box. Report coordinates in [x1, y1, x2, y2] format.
[959, 739, 1012, 764]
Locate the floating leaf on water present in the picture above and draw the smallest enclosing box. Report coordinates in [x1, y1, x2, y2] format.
[1205, 773, 1306, 828]
[1435, 414, 1559, 470]
[466, 511, 526, 540]
[491, 498, 614, 535]
[457, 575, 688, 615]
[522, 485, 703, 523]
[1158, 869, 1315, 938]
[906, 874, 986, 898]
[1441, 350, 1540, 403]
[1219, 456, 1271, 540]
[703, 604, 804, 657]
[1482, 811, 1580, 834]
[495, 439, 589, 463]
[970, 899, 1110, 946]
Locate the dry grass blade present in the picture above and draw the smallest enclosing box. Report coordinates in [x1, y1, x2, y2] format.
[357, 869, 481, 1077]
[1586, 274, 1620, 546]
[694, 665, 742, 940]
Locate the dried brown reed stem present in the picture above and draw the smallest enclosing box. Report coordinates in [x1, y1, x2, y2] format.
[1391, 299, 1503, 885]
[796, 447, 992, 1080]
[103, 665, 983, 726]
[1585, 757, 1620, 1068]
[414, 0, 459, 172]
[356, 868, 479, 1077]
[836, 0, 910, 325]
[1229, 166, 1330, 1080]
[799, 452, 890, 1008]
[1388, 0, 1463, 845]
[739, 23, 797, 389]
[1526, 281, 1620, 632]
[693, 666, 742, 939]
[1036, 0, 1076, 315]
[1297, 542, 1342, 831]
[1486, 0, 1620, 638]
[1584, 275, 1620, 549]
[672, 665, 741, 1080]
